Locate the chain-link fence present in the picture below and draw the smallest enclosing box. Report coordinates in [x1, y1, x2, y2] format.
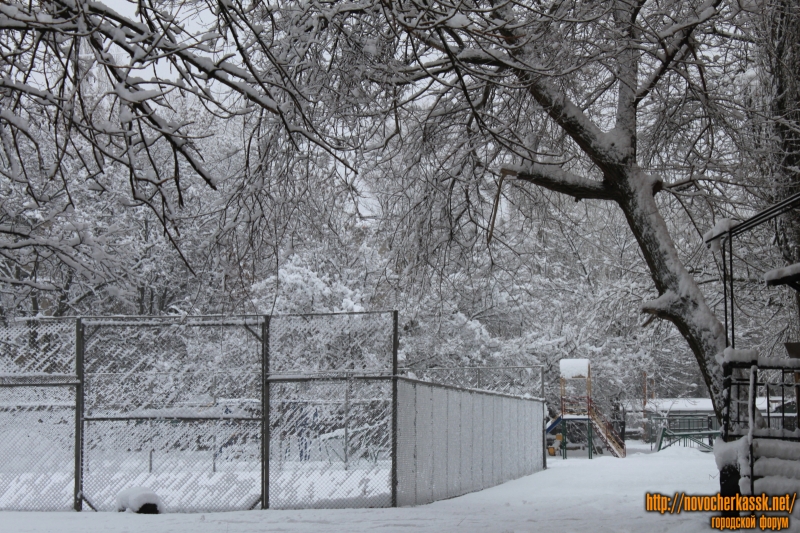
[0, 318, 77, 511]
[396, 378, 545, 506]
[81, 316, 265, 512]
[268, 376, 393, 509]
[1, 312, 546, 512]
[267, 313, 395, 509]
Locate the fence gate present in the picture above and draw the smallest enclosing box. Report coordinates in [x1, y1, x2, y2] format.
[80, 316, 265, 512]
[0, 318, 77, 511]
[266, 312, 397, 509]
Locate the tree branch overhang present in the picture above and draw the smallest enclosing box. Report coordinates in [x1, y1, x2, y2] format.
[502, 165, 617, 201]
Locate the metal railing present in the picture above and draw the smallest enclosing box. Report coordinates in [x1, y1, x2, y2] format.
[588, 404, 626, 458]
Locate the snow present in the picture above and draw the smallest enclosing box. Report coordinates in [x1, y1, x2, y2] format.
[645, 397, 715, 413]
[753, 476, 800, 504]
[446, 14, 471, 28]
[4, 446, 721, 532]
[559, 358, 590, 379]
[0, 108, 30, 132]
[722, 347, 757, 363]
[753, 438, 800, 461]
[713, 437, 746, 470]
[703, 218, 738, 252]
[753, 357, 800, 370]
[114, 405, 256, 418]
[640, 290, 678, 316]
[116, 487, 165, 513]
[752, 427, 800, 439]
[722, 346, 800, 369]
[764, 263, 800, 284]
[753, 457, 800, 480]
[631, 396, 780, 415]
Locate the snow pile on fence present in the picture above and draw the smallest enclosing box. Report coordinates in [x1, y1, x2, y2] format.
[721, 347, 800, 370]
[721, 347, 758, 364]
[713, 437, 747, 471]
[703, 218, 739, 251]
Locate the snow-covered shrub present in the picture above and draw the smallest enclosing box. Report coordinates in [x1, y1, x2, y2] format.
[116, 487, 165, 514]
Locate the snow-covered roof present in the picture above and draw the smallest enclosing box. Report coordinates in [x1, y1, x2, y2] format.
[622, 397, 782, 414]
[560, 359, 590, 379]
[645, 398, 714, 413]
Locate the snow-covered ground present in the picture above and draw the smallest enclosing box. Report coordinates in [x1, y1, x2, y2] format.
[5, 445, 723, 532]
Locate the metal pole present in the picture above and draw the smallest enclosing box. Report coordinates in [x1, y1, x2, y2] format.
[540, 367, 544, 399]
[73, 318, 84, 512]
[261, 316, 270, 509]
[391, 310, 399, 507]
[588, 418, 592, 459]
[542, 402, 547, 470]
[722, 363, 732, 441]
[643, 371, 647, 412]
[344, 373, 350, 471]
[729, 237, 735, 349]
[539, 367, 546, 469]
[781, 372, 785, 430]
[721, 239, 729, 345]
[749, 366, 756, 496]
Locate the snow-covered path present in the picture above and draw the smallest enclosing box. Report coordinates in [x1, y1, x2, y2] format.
[5, 445, 721, 533]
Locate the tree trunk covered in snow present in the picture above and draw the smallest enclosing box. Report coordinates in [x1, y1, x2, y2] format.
[512, 116, 728, 420]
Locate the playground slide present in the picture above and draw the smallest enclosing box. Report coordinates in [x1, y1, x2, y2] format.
[588, 407, 626, 458]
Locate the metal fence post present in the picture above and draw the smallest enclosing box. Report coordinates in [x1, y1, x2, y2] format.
[540, 367, 544, 398]
[391, 310, 399, 507]
[73, 318, 84, 512]
[344, 373, 350, 471]
[541, 367, 547, 470]
[261, 316, 270, 510]
[542, 402, 547, 470]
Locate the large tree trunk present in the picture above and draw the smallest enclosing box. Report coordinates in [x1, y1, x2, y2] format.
[514, 150, 729, 419]
[511, 0, 729, 419]
[614, 168, 728, 419]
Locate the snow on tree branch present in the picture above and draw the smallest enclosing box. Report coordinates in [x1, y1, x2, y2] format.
[502, 164, 617, 201]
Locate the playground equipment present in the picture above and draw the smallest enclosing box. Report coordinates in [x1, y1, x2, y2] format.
[545, 359, 626, 458]
[650, 415, 718, 453]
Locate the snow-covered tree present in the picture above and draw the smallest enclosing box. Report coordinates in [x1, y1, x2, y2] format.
[5, 0, 800, 420]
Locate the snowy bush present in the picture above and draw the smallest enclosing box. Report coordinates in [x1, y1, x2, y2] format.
[116, 487, 165, 514]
